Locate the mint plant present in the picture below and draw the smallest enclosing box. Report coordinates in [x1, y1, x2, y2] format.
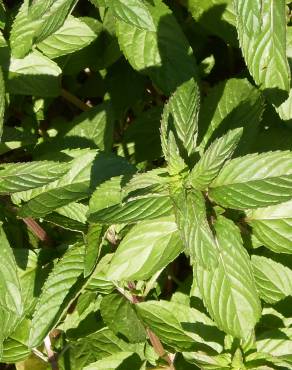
[0, 1, 292, 369]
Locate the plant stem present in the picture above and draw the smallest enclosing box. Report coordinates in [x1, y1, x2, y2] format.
[22, 217, 52, 246]
[44, 335, 59, 370]
[32, 348, 49, 363]
[61, 88, 92, 111]
[116, 282, 176, 369]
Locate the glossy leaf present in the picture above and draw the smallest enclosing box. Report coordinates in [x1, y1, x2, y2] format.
[111, 0, 155, 30]
[0, 227, 23, 350]
[29, 243, 85, 348]
[107, 216, 183, 280]
[38, 16, 97, 58]
[194, 216, 261, 338]
[252, 255, 292, 303]
[0, 161, 70, 193]
[209, 151, 292, 209]
[136, 300, 224, 352]
[173, 189, 218, 268]
[19, 151, 134, 218]
[257, 328, 292, 357]
[88, 195, 173, 224]
[188, 128, 243, 190]
[161, 78, 200, 171]
[1, 319, 31, 364]
[116, 0, 197, 95]
[246, 200, 292, 254]
[235, 0, 290, 105]
[10, 0, 78, 58]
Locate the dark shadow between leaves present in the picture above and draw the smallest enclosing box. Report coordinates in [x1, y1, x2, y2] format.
[181, 321, 225, 348]
[194, 3, 238, 47]
[116, 353, 143, 370]
[135, 13, 198, 96]
[264, 87, 289, 108]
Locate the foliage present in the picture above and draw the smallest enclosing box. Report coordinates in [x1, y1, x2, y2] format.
[0, 0, 292, 369]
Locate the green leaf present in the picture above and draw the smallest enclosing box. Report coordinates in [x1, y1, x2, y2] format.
[0, 126, 36, 156]
[209, 151, 292, 209]
[61, 101, 115, 152]
[69, 327, 143, 369]
[88, 176, 123, 216]
[188, 128, 243, 190]
[124, 107, 163, 163]
[183, 352, 231, 370]
[88, 195, 173, 224]
[44, 206, 88, 233]
[100, 293, 146, 343]
[0, 161, 70, 193]
[86, 254, 115, 295]
[13, 249, 50, 316]
[0, 227, 23, 349]
[18, 150, 97, 217]
[163, 130, 187, 176]
[198, 78, 264, 154]
[29, 243, 85, 348]
[136, 300, 224, 352]
[61, 292, 102, 336]
[251, 256, 292, 303]
[246, 200, 292, 254]
[111, 0, 155, 30]
[54, 202, 88, 224]
[10, 0, 78, 58]
[0, 66, 5, 140]
[161, 78, 200, 172]
[1, 319, 31, 364]
[83, 352, 140, 370]
[7, 51, 61, 97]
[257, 328, 292, 357]
[84, 224, 104, 278]
[194, 216, 261, 338]
[37, 16, 97, 58]
[234, 0, 290, 105]
[19, 151, 134, 218]
[9, 0, 34, 59]
[173, 189, 218, 268]
[107, 216, 183, 280]
[116, 0, 197, 95]
[0, 2, 6, 30]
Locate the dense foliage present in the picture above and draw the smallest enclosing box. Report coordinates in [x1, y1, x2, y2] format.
[0, 0, 292, 369]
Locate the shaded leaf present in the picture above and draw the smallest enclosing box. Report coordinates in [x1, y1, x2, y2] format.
[100, 293, 146, 343]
